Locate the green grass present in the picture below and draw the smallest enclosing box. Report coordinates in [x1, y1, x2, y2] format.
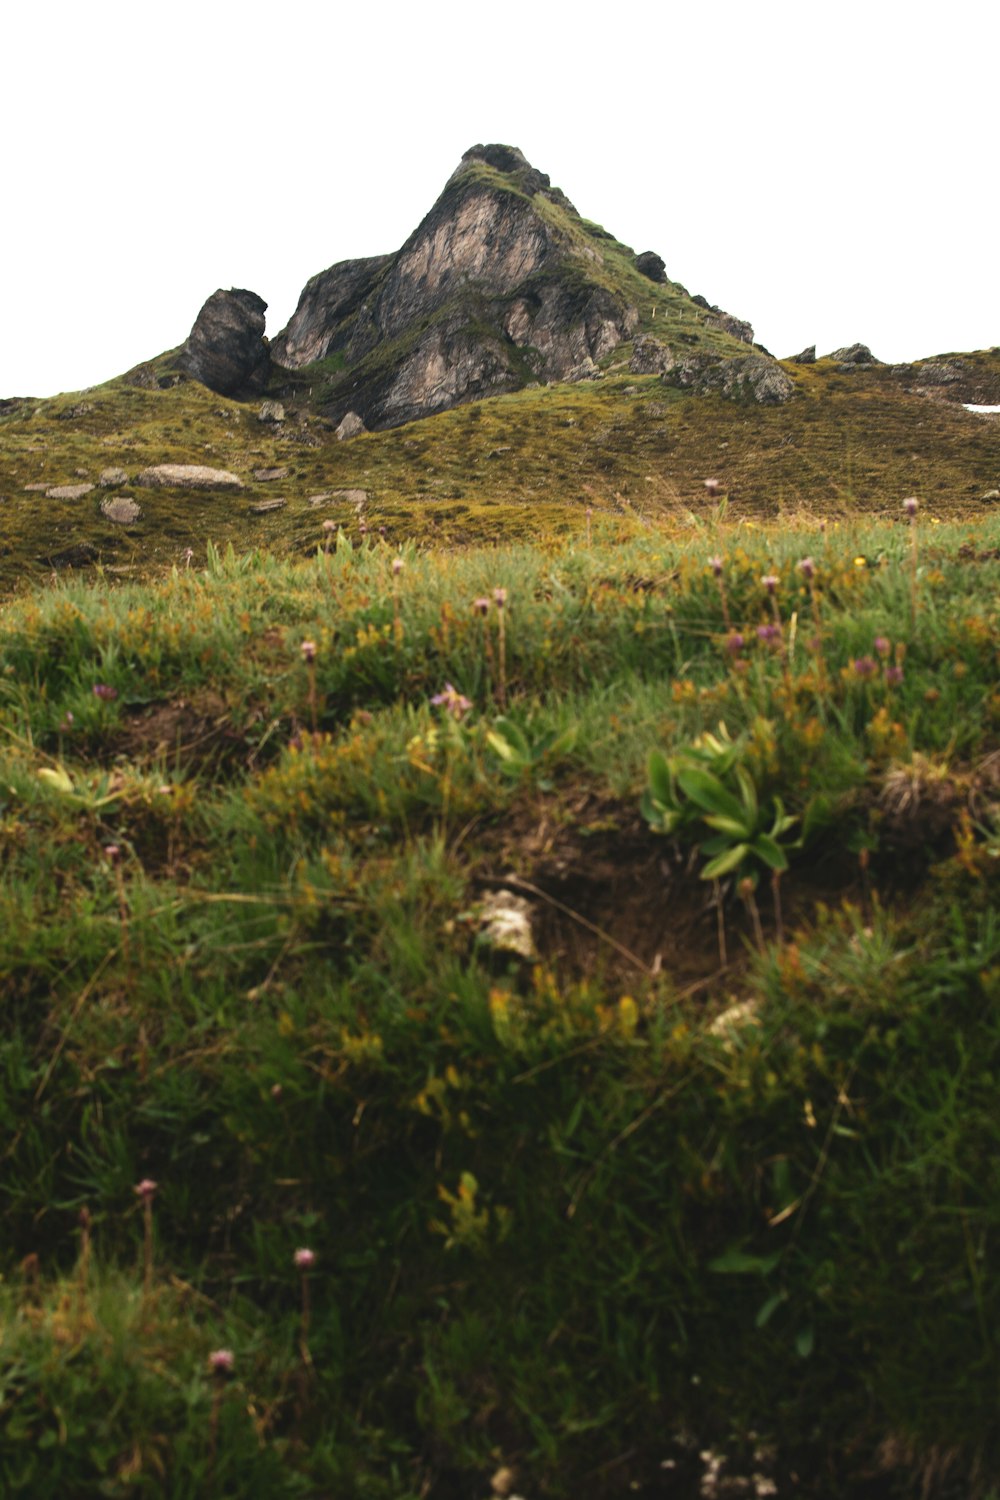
[2, 513, 1000, 1495]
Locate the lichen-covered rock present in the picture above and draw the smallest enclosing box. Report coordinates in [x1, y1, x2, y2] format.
[830, 343, 879, 366]
[335, 411, 367, 441]
[706, 311, 754, 344]
[46, 483, 94, 499]
[792, 345, 817, 364]
[137, 464, 243, 491]
[629, 336, 676, 376]
[635, 251, 667, 283]
[177, 289, 270, 397]
[100, 495, 141, 524]
[661, 352, 794, 405]
[258, 400, 285, 423]
[99, 467, 129, 487]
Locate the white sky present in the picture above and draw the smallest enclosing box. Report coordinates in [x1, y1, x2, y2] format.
[3, 0, 997, 398]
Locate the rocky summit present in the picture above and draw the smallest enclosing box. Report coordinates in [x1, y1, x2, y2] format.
[253, 143, 774, 429]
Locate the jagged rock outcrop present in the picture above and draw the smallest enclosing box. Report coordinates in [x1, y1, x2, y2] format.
[657, 351, 794, 405]
[268, 147, 683, 429]
[635, 251, 667, 283]
[629, 338, 793, 405]
[830, 343, 880, 367]
[792, 345, 817, 364]
[177, 289, 271, 397]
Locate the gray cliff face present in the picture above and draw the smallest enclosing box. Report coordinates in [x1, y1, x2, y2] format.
[177, 288, 270, 396]
[270, 147, 641, 429]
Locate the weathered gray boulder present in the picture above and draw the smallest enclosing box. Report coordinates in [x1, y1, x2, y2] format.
[258, 400, 285, 424]
[661, 352, 794, 405]
[635, 251, 667, 283]
[46, 483, 94, 500]
[177, 288, 271, 397]
[830, 343, 879, 366]
[99, 467, 129, 487]
[792, 345, 816, 364]
[253, 466, 290, 481]
[101, 495, 141, 524]
[629, 336, 676, 376]
[706, 311, 754, 343]
[335, 411, 367, 441]
[137, 464, 244, 491]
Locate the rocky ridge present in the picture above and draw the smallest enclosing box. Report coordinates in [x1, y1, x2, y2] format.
[258, 144, 775, 428]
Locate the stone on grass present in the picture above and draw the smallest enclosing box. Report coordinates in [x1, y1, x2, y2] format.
[99, 467, 129, 487]
[258, 400, 285, 423]
[335, 411, 367, 441]
[137, 464, 244, 492]
[101, 495, 142, 524]
[45, 483, 94, 500]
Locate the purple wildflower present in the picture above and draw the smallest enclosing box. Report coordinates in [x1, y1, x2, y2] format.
[300, 640, 317, 664]
[708, 555, 724, 577]
[392, 557, 404, 576]
[853, 656, 877, 678]
[492, 587, 508, 609]
[902, 496, 919, 517]
[874, 636, 891, 658]
[761, 574, 780, 595]
[756, 623, 782, 643]
[704, 478, 722, 497]
[885, 664, 904, 685]
[134, 1179, 157, 1202]
[472, 596, 491, 615]
[798, 557, 816, 581]
[208, 1349, 235, 1374]
[293, 1247, 316, 1270]
[430, 682, 473, 719]
[92, 683, 117, 701]
[725, 632, 745, 654]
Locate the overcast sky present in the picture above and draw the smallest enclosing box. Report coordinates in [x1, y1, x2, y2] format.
[4, 0, 997, 398]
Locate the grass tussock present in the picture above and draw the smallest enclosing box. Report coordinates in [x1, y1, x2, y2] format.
[1, 511, 1000, 1496]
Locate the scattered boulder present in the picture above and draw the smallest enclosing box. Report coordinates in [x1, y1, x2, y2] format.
[258, 399, 285, 424]
[563, 358, 601, 383]
[660, 352, 795, 405]
[982, 489, 1000, 503]
[100, 495, 141, 524]
[24, 482, 50, 492]
[706, 311, 754, 343]
[137, 464, 244, 491]
[250, 498, 286, 514]
[335, 411, 367, 441]
[830, 343, 879, 366]
[55, 403, 94, 421]
[253, 466, 290, 482]
[45, 483, 94, 500]
[176, 288, 271, 397]
[628, 336, 675, 376]
[792, 345, 817, 364]
[331, 489, 368, 506]
[635, 251, 667, 283]
[99, 467, 129, 487]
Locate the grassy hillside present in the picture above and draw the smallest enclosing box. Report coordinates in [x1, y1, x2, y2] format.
[2, 508, 1000, 1496]
[2, 353, 998, 591]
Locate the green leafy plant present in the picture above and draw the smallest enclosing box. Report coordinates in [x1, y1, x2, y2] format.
[642, 724, 797, 882]
[485, 716, 578, 789]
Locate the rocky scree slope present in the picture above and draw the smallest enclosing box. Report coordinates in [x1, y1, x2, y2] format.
[264, 143, 774, 429]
